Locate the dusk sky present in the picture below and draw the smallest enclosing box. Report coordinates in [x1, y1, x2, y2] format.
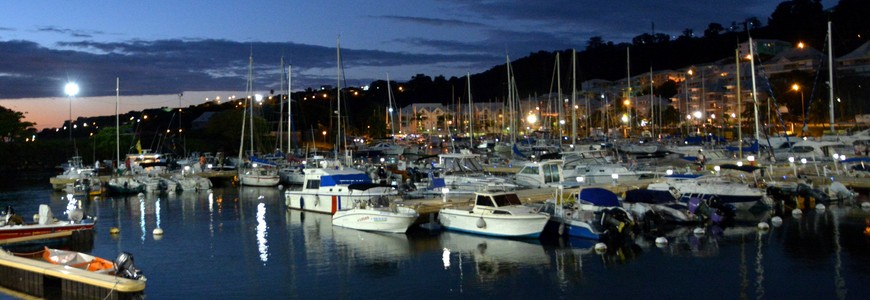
[0, 0, 836, 129]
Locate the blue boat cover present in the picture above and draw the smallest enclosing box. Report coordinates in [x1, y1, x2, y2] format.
[512, 143, 528, 159]
[249, 156, 278, 167]
[321, 174, 371, 186]
[719, 164, 760, 173]
[430, 178, 446, 189]
[578, 188, 619, 207]
[725, 141, 758, 153]
[624, 189, 676, 204]
[842, 157, 870, 163]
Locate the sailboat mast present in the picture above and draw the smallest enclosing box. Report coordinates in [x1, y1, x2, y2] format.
[279, 56, 285, 153]
[115, 78, 120, 168]
[736, 48, 743, 159]
[179, 93, 186, 157]
[571, 48, 577, 147]
[238, 52, 252, 163]
[287, 65, 293, 153]
[748, 37, 762, 159]
[335, 37, 342, 162]
[506, 55, 515, 144]
[626, 47, 631, 135]
[467, 72, 473, 149]
[387, 73, 396, 138]
[556, 52, 562, 138]
[650, 67, 654, 138]
[249, 63, 254, 158]
[827, 21, 835, 133]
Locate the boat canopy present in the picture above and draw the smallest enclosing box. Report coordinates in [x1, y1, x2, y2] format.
[347, 183, 393, 191]
[623, 189, 676, 204]
[578, 188, 620, 207]
[665, 174, 703, 179]
[321, 173, 371, 186]
[249, 156, 278, 167]
[718, 164, 761, 173]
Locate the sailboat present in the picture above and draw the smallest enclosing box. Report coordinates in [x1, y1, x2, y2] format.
[238, 52, 280, 187]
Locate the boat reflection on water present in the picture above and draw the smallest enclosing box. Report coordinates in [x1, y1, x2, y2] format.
[439, 231, 549, 283]
[284, 209, 430, 277]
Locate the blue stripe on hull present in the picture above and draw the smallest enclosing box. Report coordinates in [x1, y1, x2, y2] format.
[566, 225, 599, 240]
[545, 220, 600, 240]
[442, 226, 541, 239]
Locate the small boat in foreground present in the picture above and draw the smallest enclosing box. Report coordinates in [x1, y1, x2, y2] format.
[438, 191, 549, 238]
[0, 247, 145, 298]
[332, 198, 419, 233]
[0, 204, 95, 242]
[536, 187, 634, 241]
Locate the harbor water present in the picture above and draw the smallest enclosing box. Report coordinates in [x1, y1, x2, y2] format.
[3, 171, 870, 299]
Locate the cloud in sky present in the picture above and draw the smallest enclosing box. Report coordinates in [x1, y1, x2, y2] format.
[0, 38, 498, 99]
[0, 0, 837, 100]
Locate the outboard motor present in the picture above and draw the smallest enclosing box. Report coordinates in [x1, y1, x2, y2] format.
[114, 252, 143, 280]
[599, 208, 634, 235]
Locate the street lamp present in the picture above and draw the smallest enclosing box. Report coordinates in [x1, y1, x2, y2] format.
[64, 82, 80, 156]
[791, 83, 807, 135]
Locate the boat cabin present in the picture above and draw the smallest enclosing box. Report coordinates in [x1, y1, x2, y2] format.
[514, 160, 566, 188]
[475, 192, 523, 208]
[438, 152, 486, 174]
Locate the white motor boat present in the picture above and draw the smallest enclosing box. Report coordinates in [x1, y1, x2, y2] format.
[167, 172, 212, 192]
[358, 141, 405, 156]
[562, 157, 650, 184]
[513, 159, 573, 188]
[285, 167, 397, 214]
[136, 174, 168, 193]
[773, 140, 853, 162]
[50, 156, 94, 190]
[239, 163, 280, 187]
[535, 187, 634, 240]
[279, 166, 305, 185]
[438, 191, 549, 238]
[645, 174, 767, 209]
[332, 200, 419, 233]
[106, 176, 146, 195]
[437, 151, 517, 192]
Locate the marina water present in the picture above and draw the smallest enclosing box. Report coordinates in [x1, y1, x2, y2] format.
[2, 171, 870, 299]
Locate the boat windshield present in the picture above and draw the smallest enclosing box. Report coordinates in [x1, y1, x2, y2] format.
[791, 146, 814, 153]
[491, 193, 523, 207]
[443, 156, 484, 173]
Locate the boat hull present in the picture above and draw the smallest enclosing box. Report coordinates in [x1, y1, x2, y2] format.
[332, 207, 418, 233]
[646, 182, 764, 207]
[545, 218, 599, 240]
[0, 223, 95, 241]
[285, 189, 395, 215]
[239, 174, 280, 187]
[438, 209, 548, 238]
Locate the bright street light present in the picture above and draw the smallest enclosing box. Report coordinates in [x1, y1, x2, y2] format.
[64, 82, 80, 156]
[526, 114, 537, 124]
[65, 82, 79, 97]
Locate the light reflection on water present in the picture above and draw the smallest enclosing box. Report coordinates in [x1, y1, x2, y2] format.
[1, 179, 870, 298]
[256, 202, 268, 263]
